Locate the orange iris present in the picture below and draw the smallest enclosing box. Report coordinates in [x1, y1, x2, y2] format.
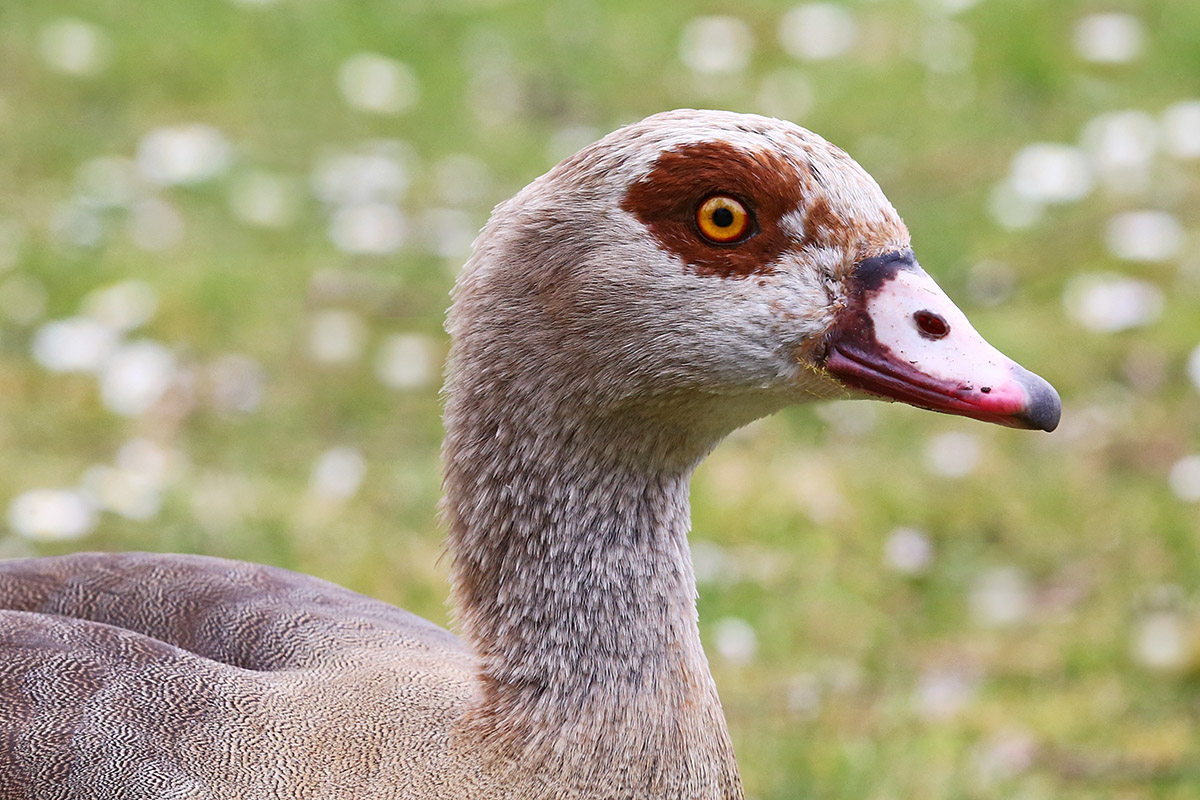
[696, 195, 751, 243]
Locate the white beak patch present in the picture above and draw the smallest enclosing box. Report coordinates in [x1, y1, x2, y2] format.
[821, 252, 1060, 431]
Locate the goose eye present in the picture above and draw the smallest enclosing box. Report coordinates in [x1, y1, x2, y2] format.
[696, 195, 752, 244]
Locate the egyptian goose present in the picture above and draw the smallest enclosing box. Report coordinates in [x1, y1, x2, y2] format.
[0, 110, 1059, 799]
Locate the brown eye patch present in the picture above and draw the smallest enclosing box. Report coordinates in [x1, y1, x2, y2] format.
[620, 141, 806, 279]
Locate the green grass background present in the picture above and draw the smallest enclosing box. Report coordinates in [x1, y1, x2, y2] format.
[3, 0, 1200, 797]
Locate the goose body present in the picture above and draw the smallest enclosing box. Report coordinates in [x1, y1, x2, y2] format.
[0, 110, 1060, 799]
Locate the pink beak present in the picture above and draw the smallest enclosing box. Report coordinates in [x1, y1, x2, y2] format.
[821, 252, 1060, 432]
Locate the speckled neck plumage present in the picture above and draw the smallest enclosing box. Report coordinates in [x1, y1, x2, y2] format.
[442, 349, 745, 797]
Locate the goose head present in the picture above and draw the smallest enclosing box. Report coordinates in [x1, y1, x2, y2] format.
[447, 109, 1059, 466]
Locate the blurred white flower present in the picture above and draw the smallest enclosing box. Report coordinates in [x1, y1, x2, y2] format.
[309, 446, 367, 502]
[1008, 143, 1092, 204]
[680, 16, 753, 75]
[338, 53, 419, 115]
[713, 616, 757, 665]
[885, 526, 934, 575]
[1162, 100, 1200, 160]
[312, 145, 412, 206]
[37, 18, 112, 77]
[1106, 210, 1184, 262]
[972, 731, 1036, 785]
[1188, 343, 1200, 392]
[779, 4, 857, 61]
[375, 333, 437, 390]
[987, 181, 1043, 230]
[81, 465, 162, 520]
[1080, 111, 1158, 192]
[307, 308, 368, 365]
[328, 203, 407, 255]
[1073, 13, 1144, 64]
[913, 666, 977, 720]
[32, 317, 119, 373]
[969, 566, 1032, 627]
[137, 124, 231, 186]
[229, 171, 300, 228]
[1132, 610, 1193, 671]
[100, 340, 175, 416]
[75, 156, 142, 209]
[50, 201, 103, 248]
[924, 431, 981, 478]
[8, 489, 97, 541]
[1062, 273, 1162, 333]
[313, 146, 414, 257]
[1168, 455, 1200, 503]
[82, 280, 157, 332]
[116, 437, 186, 487]
[129, 197, 186, 251]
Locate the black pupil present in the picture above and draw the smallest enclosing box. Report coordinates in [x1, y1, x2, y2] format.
[711, 206, 734, 228]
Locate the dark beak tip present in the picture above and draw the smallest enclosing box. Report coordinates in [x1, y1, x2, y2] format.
[1013, 368, 1062, 432]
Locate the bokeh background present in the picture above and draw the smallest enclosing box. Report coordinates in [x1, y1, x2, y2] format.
[3, 0, 1200, 797]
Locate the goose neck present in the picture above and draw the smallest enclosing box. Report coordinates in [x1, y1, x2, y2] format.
[442, 401, 740, 792]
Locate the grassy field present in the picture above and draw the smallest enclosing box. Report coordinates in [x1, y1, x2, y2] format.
[3, 0, 1200, 797]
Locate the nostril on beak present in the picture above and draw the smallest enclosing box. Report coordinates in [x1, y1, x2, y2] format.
[913, 310, 949, 340]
